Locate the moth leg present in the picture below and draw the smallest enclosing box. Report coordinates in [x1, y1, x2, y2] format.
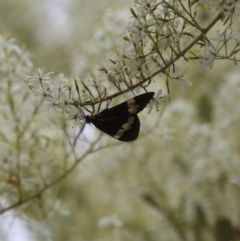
[74, 121, 86, 146]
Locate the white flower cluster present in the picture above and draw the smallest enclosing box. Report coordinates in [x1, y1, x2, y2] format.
[99, 0, 240, 93]
[27, 0, 240, 122]
[0, 36, 32, 81]
[27, 69, 85, 123]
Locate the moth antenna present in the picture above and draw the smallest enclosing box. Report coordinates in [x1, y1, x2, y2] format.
[79, 104, 92, 114]
[105, 98, 112, 109]
[96, 92, 108, 113]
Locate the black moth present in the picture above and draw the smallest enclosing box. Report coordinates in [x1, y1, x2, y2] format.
[85, 92, 154, 142]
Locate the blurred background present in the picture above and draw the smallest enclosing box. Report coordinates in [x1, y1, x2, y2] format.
[0, 0, 240, 241]
[0, 0, 131, 76]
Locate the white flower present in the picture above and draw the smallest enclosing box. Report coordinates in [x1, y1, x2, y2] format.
[128, 58, 152, 80]
[173, 68, 192, 91]
[98, 216, 123, 228]
[0, 37, 20, 55]
[199, 45, 222, 71]
[115, 41, 134, 61]
[127, 17, 147, 45]
[26, 68, 54, 83]
[28, 81, 51, 97]
[107, 59, 129, 83]
[51, 73, 66, 99]
[65, 105, 85, 122]
[226, 33, 240, 46]
[148, 89, 163, 113]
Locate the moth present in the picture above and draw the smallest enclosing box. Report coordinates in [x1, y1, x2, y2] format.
[84, 92, 154, 142]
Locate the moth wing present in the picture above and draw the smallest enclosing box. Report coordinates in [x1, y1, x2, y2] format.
[101, 92, 154, 117]
[118, 115, 140, 142]
[89, 92, 154, 142]
[92, 114, 140, 142]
